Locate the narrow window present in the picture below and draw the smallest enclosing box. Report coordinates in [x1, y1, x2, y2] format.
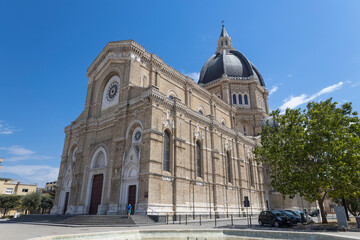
[238, 94, 243, 105]
[243, 126, 247, 136]
[225, 40, 228, 45]
[163, 130, 171, 171]
[249, 160, 255, 187]
[232, 94, 237, 104]
[244, 94, 248, 105]
[196, 141, 202, 178]
[227, 152, 232, 183]
[199, 110, 203, 115]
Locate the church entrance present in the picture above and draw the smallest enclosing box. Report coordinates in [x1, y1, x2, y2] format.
[63, 192, 69, 214]
[89, 174, 103, 215]
[127, 185, 136, 215]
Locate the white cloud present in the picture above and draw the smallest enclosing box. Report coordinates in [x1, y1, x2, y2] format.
[0, 146, 34, 155]
[269, 86, 279, 95]
[1, 165, 59, 187]
[279, 81, 344, 112]
[0, 145, 53, 162]
[287, 74, 293, 78]
[0, 121, 18, 135]
[184, 72, 200, 81]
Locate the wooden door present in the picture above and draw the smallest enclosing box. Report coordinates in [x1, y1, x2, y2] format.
[63, 192, 69, 214]
[127, 185, 136, 215]
[89, 174, 103, 215]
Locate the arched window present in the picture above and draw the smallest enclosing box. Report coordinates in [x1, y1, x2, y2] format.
[163, 130, 171, 172]
[244, 94, 249, 105]
[227, 152, 232, 183]
[238, 94, 243, 105]
[232, 94, 237, 104]
[243, 126, 247, 136]
[196, 141, 202, 178]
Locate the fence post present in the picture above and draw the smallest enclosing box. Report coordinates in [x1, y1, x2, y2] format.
[231, 214, 233, 226]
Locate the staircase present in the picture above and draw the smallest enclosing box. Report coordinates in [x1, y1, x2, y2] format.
[130, 215, 156, 225]
[10, 214, 138, 226]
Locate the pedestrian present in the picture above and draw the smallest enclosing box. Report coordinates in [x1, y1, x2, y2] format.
[127, 204, 132, 217]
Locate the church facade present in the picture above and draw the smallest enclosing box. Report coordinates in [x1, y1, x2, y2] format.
[51, 25, 274, 217]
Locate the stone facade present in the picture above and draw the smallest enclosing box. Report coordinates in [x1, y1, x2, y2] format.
[52, 27, 274, 217]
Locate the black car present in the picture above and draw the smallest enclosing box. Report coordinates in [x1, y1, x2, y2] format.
[258, 210, 291, 228]
[280, 210, 301, 225]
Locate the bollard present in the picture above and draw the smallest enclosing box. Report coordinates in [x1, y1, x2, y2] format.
[200, 214, 202, 226]
[231, 214, 233, 226]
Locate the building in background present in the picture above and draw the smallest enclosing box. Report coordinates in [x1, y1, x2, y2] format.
[0, 178, 37, 217]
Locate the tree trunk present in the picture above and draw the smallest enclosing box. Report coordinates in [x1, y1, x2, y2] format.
[318, 198, 328, 224]
[342, 198, 350, 221]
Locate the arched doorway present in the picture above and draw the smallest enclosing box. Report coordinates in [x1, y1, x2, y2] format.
[119, 126, 141, 214]
[86, 146, 108, 215]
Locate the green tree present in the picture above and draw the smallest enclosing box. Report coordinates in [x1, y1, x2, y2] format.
[254, 98, 360, 223]
[0, 194, 21, 216]
[40, 196, 54, 214]
[21, 192, 42, 214]
[334, 197, 360, 217]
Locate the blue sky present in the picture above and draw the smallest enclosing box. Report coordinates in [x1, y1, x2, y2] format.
[1, 0, 360, 187]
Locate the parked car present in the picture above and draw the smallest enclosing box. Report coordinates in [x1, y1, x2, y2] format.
[280, 210, 301, 225]
[292, 210, 314, 224]
[258, 210, 291, 228]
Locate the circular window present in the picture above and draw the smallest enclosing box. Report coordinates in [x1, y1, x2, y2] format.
[106, 81, 120, 102]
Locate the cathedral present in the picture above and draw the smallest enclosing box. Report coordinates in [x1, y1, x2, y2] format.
[51, 25, 274, 217]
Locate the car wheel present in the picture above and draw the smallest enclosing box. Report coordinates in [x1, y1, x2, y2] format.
[273, 221, 280, 228]
[259, 220, 264, 226]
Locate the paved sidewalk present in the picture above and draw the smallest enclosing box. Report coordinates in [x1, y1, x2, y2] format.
[1, 217, 360, 240]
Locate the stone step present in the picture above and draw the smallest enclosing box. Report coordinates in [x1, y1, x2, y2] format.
[130, 215, 155, 225]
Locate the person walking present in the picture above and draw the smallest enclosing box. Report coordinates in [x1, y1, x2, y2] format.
[127, 204, 132, 218]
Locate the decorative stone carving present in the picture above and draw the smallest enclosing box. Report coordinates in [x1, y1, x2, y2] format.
[163, 110, 174, 129]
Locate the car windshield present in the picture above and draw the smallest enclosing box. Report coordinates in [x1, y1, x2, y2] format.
[293, 210, 302, 216]
[282, 211, 295, 216]
[272, 211, 286, 216]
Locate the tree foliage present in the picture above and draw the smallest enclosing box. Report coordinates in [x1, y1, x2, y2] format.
[254, 98, 360, 223]
[40, 196, 54, 213]
[0, 194, 21, 216]
[21, 192, 42, 214]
